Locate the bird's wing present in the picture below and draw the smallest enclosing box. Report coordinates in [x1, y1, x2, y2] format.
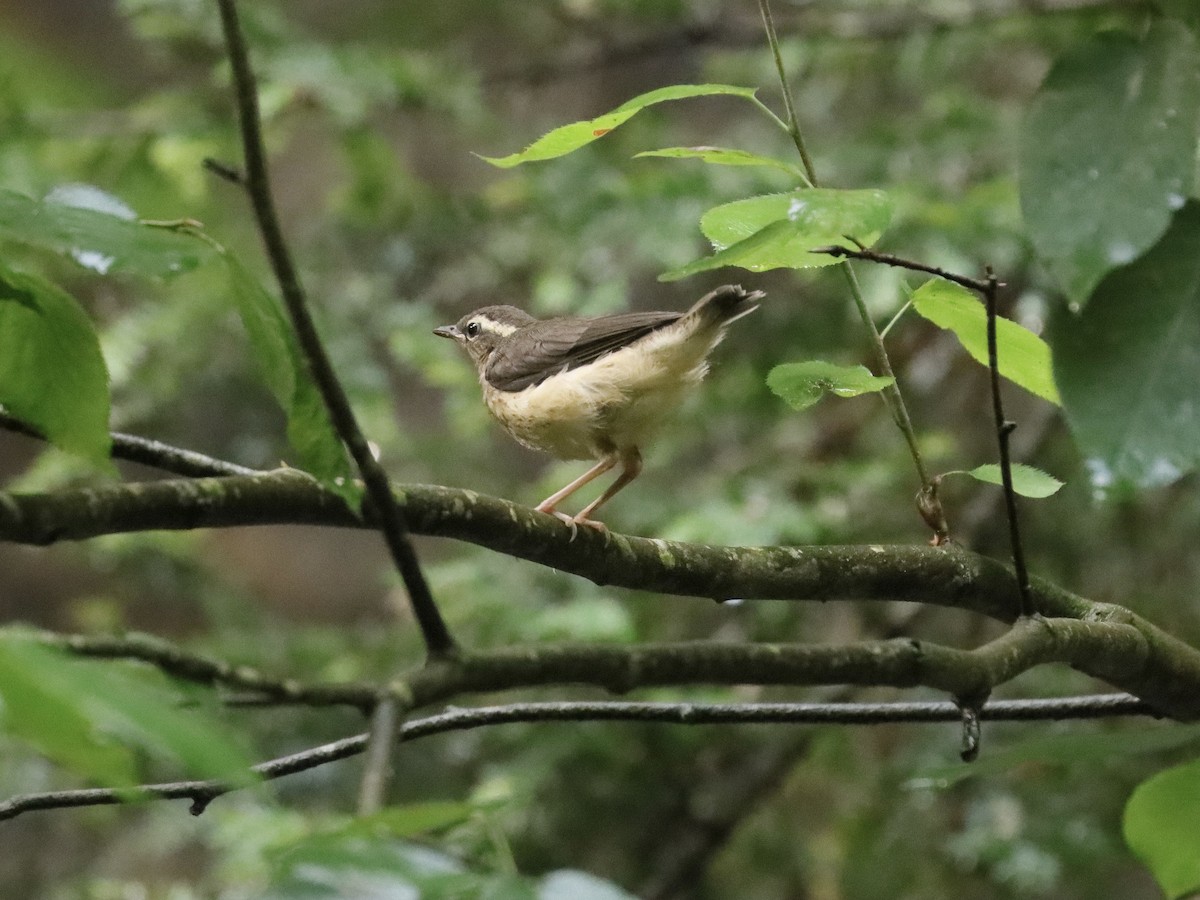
[485, 311, 681, 392]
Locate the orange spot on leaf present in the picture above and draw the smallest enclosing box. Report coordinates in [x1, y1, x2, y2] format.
[593, 128, 611, 137]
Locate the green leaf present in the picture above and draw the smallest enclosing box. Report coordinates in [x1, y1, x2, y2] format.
[0, 263, 111, 463]
[659, 219, 796, 282]
[767, 361, 894, 411]
[269, 835, 474, 898]
[661, 189, 892, 281]
[1052, 201, 1200, 489]
[225, 257, 355, 493]
[911, 279, 1060, 404]
[0, 632, 253, 783]
[478, 84, 759, 167]
[1019, 21, 1200, 305]
[0, 187, 209, 279]
[1124, 756, 1200, 899]
[962, 463, 1064, 498]
[635, 146, 804, 178]
[0, 637, 135, 785]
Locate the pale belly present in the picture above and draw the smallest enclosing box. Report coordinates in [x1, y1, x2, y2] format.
[481, 328, 716, 461]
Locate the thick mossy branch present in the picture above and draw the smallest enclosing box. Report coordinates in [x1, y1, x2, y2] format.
[0, 470, 1072, 621]
[4, 472, 1200, 718]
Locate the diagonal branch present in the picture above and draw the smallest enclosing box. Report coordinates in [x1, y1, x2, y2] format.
[211, 0, 455, 659]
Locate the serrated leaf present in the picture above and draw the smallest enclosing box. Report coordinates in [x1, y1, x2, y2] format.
[225, 257, 355, 493]
[0, 633, 253, 783]
[662, 189, 892, 280]
[0, 263, 111, 463]
[965, 463, 1064, 498]
[1124, 756, 1200, 899]
[911, 279, 1060, 404]
[767, 361, 894, 411]
[1019, 21, 1200, 305]
[1052, 201, 1200, 489]
[478, 84, 759, 167]
[0, 188, 209, 278]
[635, 146, 804, 178]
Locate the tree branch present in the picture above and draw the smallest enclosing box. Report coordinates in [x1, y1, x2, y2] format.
[211, 0, 455, 660]
[812, 244, 993, 294]
[0, 470, 1072, 622]
[0, 693, 1157, 822]
[39, 630, 374, 710]
[5, 473, 1200, 717]
[0, 411, 256, 478]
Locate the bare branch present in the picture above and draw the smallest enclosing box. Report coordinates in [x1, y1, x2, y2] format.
[39, 630, 374, 710]
[0, 411, 255, 478]
[812, 244, 993, 294]
[984, 268, 1035, 617]
[0, 693, 1157, 821]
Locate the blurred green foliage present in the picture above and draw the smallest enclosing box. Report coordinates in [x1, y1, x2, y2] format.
[1, 0, 1199, 898]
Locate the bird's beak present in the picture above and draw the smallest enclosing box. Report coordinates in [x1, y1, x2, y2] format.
[433, 325, 460, 340]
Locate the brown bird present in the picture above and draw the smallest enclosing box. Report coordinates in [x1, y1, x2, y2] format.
[434, 284, 763, 529]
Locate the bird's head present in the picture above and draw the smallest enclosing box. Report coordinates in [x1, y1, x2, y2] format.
[433, 305, 536, 369]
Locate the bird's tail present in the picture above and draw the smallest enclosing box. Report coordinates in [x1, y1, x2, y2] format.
[687, 284, 765, 329]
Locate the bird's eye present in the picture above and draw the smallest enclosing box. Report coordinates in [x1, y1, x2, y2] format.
[465, 321, 481, 338]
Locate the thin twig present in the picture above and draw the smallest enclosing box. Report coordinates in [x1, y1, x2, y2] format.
[201, 157, 245, 186]
[211, 0, 454, 658]
[755, 0, 938, 532]
[357, 696, 401, 814]
[41, 631, 376, 710]
[984, 268, 1034, 618]
[813, 244, 993, 294]
[0, 694, 1157, 821]
[0, 411, 257, 478]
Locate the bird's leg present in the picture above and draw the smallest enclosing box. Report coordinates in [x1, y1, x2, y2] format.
[535, 456, 617, 516]
[570, 447, 643, 530]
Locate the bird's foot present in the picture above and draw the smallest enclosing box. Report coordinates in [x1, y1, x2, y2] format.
[539, 508, 607, 541]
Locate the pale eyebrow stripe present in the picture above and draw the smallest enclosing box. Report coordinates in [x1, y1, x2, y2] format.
[476, 317, 520, 337]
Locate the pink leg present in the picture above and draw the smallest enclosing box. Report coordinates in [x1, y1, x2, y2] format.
[535, 456, 617, 514]
[571, 447, 643, 529]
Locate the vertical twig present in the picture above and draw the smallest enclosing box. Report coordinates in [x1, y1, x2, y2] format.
[357, 696, 401, 814]
[983, 268, 1034, 618]
[213, 0, 456, 658]
[755, 0, 940, 539]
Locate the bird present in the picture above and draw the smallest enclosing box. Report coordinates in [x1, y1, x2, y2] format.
[433, 284, 763, 530]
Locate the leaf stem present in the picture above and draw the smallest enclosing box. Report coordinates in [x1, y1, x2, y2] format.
[879, 298, 913, 341]
[757, 0, 817, 185]
[756, 0, 938, 534]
